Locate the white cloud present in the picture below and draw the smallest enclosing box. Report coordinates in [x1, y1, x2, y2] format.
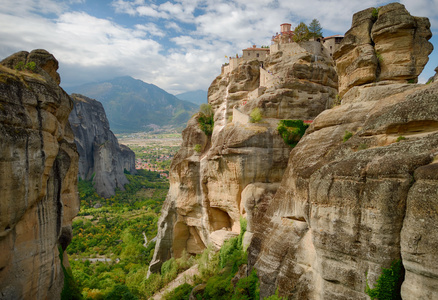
[135, 23, 166, 37]
[0, 0, 437, 94]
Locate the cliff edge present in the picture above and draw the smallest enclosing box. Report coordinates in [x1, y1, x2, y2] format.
[0, 50, 79, 299]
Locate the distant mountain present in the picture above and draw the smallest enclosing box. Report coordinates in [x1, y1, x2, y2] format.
[66, 76, 198, 133]
[176, 90, 208, 105]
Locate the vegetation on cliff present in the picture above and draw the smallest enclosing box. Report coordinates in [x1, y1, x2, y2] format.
[197, 103, 214, 136]
[277, 120, 309, 147]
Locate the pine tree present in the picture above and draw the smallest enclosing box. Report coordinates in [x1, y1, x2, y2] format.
[308, 18, 323, 39]
[293, 22, 310, 42]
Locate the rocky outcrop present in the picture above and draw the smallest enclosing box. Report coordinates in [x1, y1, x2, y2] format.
[248, 4, 438, 299]
[334, 3, 433, 96]
[149, 40, 337, 273]
[0, 50, 79, 299]
[428, 66, 438, 83]
[68, 94, 136, 198]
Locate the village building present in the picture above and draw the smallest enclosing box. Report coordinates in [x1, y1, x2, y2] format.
[242, 45, 270, 61]
[271, 23, 294, 44]
[222, 23, 344, 76]
[321, 34, 344, 57]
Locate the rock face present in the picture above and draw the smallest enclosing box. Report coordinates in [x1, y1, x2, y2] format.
[247, 4, 438, 299]
[334, 3, 433, 96]
[69, 94, 136, 198]
[149, 40, 337, 273]
[0, 50, 79, 299]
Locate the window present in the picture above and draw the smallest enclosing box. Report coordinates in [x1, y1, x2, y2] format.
[248, 53, 250, 56]
[257, 53, 260, 57]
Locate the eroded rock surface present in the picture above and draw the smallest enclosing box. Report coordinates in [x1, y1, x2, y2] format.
[69, 94, 136, 198]
[248, 3, 438, 298]
[149, 41, 337, 274]
[0, 50, 79, 300]
[334, 3, 433, 96]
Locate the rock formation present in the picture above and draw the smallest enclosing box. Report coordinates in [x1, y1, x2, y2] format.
[150, 3, 438, 299]
[0, 50, 79, 299]
[248, 4, 437, 299]
[149, 40, 338, 273]
[68, 94, 136, 198]
[334, 2, 433, 96]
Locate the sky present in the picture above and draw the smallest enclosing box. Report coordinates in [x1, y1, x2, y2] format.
[0, 0, 437, 94]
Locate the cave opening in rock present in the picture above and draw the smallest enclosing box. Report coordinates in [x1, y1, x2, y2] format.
[209, 207, 233, 231]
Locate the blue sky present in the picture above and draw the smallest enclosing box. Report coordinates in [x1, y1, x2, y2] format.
[0, 0, 437, 94]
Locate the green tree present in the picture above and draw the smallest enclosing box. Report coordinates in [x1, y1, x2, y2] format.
[308, 19, 323, 39]
[293, 22, 310, 42]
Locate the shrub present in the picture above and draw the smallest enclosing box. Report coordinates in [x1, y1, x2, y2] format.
[164, 283, 193, 300]
[249, 108, 262, 123]
[106, 285, 138, 300]
[14, 61, 37, 72]
[200, 103, 213, 117]
[197, 104, 214, 136]
[372, 7, 380, 20]
[232, 268, 260, 300]
[14, 61, 25, 71]
[25, 61, 36, 72]
[396, 136, 406, 142]
[194, 144, 202, 153]
[365, 260, 403, 300]
[277, 120, 309, 147]
[264, 288, 287, 300]
[343, 130, 353, 142]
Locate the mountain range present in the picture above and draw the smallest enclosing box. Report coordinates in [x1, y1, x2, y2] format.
[175, 90, 207, 105]
[65, 76, 198, 133]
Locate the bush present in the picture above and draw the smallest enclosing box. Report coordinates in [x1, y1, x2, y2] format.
[164, 283, 193, 300]
[197, 104, 214, 136]
[396, 136, 406, 142]
[277, 120, 309, 147]
[366, 260, 403, 300]
[194, 144, 202, 153]
[232, 268, 260, 300]
[250, 108, 262, 123]
[343, 130, 353, 142]
[105, 285, 138, 300]
[14, 61, 36, 72]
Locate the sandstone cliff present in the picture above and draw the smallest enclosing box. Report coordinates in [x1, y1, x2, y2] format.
[149, 39, 338, 273]
[249, 4, 437, 299]
[69, 93, 136, 198]
[334, 3, 433, 97]
[0, 50, 79, 299]
[150, 3, 437, 299]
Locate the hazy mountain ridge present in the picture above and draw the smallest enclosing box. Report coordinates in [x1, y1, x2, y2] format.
[175, 89, 208, 105]
[67, 76, 198, 133]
